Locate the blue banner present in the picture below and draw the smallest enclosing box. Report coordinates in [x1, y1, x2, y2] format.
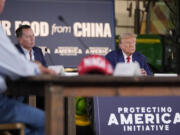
[94, 97, 180, 135]
[0, 0, 115, 67]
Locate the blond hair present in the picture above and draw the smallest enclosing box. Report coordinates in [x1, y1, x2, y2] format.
[119, 33, 137, 44]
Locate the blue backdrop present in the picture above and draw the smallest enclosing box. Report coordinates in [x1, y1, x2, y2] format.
[0, 0, 115, 68]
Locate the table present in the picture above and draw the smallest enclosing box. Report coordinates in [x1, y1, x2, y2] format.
[6, 75, 180, 135]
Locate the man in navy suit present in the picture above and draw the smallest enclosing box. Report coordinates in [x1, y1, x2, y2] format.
[15, 25, 47, 109]
[105, 33, 152, 75]
[15, 25, 47, 67]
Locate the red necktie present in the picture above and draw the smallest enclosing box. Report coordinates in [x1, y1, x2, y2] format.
[126, 56, 130, 63]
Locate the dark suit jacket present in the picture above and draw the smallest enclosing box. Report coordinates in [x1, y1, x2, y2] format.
[105, 49, 152, 75]
[15, 44, 47, 67]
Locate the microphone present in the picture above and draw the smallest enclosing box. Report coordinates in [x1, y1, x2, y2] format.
[58, 15, 89, 50]
[58, 16, 65, 22]
[45, 47, 55, 65]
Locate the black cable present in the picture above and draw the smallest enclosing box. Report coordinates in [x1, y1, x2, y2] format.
[58, 16, 90, 50]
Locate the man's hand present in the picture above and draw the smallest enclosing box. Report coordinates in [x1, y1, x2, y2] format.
[34, 61, 57, 75]
[39, 65, 57, 75]
[141, 68, 147, 76]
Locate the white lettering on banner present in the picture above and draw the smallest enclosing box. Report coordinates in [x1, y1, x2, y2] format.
[15, 21, 30, 30]
[118, 107, 172, 113]
[85, 47, 111, 56]
[40, 22, 49, 37]
[123, 125, 169, 132]
[0, 20, 12, 36]
[173, 113, 180, 124]
[54, 46, 82, 56]
[156, 113, 160, 124]
[108, 113, 172, 125]
[15, 21, 49, 37]
[0, 20, 112, 38]
[73, 22, 112, 38]
[135, 114, 143, 124]
[120, 114, 133, 124]
[51, 24, 71, 35]
[107, 113, 119, 126]
[107, 106, 180, 132]
[161, 113, 171, 124]
[38, 46, 51, 56]
[145, 114, 154, 124]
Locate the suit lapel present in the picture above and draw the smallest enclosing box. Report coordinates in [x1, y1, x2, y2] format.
[132, 53, 136, 62]
[33, 48, 38, 61]
[16, 44, 25, 55]
[118, 50, 125, 62]
[132, 52, 140, 64]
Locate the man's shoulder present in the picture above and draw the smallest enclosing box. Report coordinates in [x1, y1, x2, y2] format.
[134, 51, 145, 57]
[33, 46, 42, 52]
[33, 46, 41, 50]
[133, 51, 146, 60]
[15, 43, 20, 48]
[15, 44, 24, 54]
[106, 49, 122, 57]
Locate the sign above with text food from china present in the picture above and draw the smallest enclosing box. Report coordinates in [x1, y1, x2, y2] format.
[0, 0, 115, 68]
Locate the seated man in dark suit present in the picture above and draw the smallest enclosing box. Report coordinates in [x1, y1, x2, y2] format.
[15, 25, 47, 109]
[15, 25, 47, 67]
[105, 33, 152, 76]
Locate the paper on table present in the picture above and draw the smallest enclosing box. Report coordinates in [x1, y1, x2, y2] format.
[113, 62, 141, 76]
[154, 73, 177, 77]
[48, 65, 64, 76]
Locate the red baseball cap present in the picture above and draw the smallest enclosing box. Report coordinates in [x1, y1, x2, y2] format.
[78, 55, 113, 75]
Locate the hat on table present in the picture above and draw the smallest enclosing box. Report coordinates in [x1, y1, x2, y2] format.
[78, 55, 113, 75]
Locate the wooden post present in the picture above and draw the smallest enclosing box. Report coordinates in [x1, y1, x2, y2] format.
[68, 97, 76, 135]
[45, 85, 64, 135]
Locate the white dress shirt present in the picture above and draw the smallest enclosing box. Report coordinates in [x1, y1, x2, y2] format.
[122, 51, 132, 63]
[21, 47, 35, 61]
[0, 25, 40, 93]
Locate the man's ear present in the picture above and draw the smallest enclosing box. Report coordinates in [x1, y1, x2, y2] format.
[17, 37, 21, 44]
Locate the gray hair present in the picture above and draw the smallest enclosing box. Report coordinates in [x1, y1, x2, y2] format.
[119, 33, 137, 44]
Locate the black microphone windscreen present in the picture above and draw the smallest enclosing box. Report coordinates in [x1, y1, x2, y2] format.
[58, 16, 64, 22]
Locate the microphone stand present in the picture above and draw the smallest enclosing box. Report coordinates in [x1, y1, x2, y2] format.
[45, 48, 55, 65]
[58, 16, 90, 50]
